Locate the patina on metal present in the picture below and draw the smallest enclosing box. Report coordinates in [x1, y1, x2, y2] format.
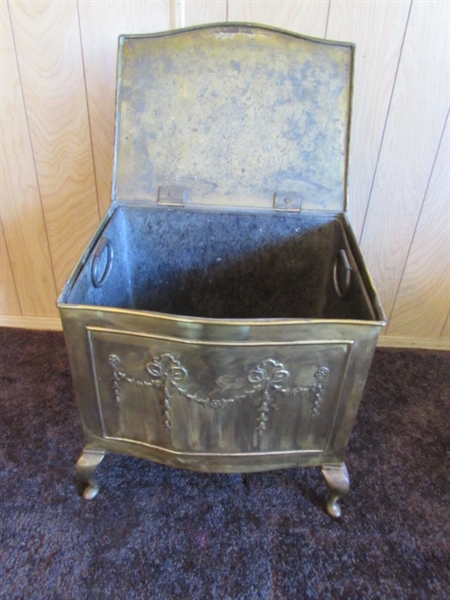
[58, 23, 386, 518]
[114, 24, 352, 210]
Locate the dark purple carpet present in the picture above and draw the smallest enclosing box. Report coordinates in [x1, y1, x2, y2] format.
[0, 327, 449, 599]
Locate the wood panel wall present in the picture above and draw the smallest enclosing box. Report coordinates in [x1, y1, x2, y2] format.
[1, 0, 449, 349]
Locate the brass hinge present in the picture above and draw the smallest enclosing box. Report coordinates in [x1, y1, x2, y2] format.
[273, 192, 301, 212]
[157, 185, 185, 206]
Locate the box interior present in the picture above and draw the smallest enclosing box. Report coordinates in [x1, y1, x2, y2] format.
[64, 206, 377, 321]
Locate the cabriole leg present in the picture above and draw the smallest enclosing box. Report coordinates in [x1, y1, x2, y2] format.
[75, 447, 106, 500]
[321, 462, 350, 519]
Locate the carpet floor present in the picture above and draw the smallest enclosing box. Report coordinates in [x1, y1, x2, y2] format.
[0, 327, 449, 599]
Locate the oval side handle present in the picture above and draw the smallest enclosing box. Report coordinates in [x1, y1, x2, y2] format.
[91, 236, 114, 288]
[333, 249, 352, 298]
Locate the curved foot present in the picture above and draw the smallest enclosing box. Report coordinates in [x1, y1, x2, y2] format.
[76, 447, 106, 500]
[321, 463, 350, 519]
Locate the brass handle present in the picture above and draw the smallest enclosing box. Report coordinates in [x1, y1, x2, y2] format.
[91, 236, 113, 288]
[333, 249, 352, 298]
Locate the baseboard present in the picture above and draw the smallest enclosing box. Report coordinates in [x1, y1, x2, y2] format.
[377, 335, 449, 351]
[0, 316, 448, 350]
[0, 315, 62, 331]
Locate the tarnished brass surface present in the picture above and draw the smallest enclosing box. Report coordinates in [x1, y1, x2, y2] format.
[59, 23, 386, 518]
[114, 23, 354, 211]
[75, 448, 105, 500]
[62, 293, 383, 516]
[322, 463, 350, 518]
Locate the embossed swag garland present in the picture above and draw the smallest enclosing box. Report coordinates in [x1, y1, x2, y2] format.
[109, 354, 330, 434]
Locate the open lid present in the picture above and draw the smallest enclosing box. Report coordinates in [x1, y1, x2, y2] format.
[113, 23, 354, 211]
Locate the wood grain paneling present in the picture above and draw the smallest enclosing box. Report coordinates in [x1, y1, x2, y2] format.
[326, 1, 410, 239]
[78, 1, 171, 215]
[377, 335, 449, 352]
[360, 0, 450, 323]
[388, 114, 449, 339]
[0, 315, 61, 331]
[0, 223, 21, 316]
[1, 1, 57, 316]
[185, 0, 226, 26]
[441, 313, 450, 344]
[170, 0, 185, 28]
[1, 0, 449, 348]
[8, 0, 99, 291]
[228, 0, 329, 38]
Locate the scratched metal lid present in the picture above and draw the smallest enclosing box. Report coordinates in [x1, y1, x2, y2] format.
[113, 23, 354, 211]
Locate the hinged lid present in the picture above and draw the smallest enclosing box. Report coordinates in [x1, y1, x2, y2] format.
[113, 23, 354, 211]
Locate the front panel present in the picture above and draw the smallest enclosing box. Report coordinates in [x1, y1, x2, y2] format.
[87, 327, 352, 458]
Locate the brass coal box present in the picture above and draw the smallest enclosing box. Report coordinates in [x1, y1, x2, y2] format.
[58, 24, 386, 518]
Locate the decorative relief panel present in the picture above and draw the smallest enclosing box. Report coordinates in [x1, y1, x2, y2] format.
[108, 353, 329, 436]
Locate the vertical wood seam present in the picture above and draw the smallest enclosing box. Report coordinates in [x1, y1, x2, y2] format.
[358, 0, 413, 245]
[76, 0, 101, 222]
[324, 0, 332, 39]
[0, 218, 23, 315]
[5, 0, 58, 298]
[170, 0, 176, 29]
[179, 0, 186, 28]
[170, 0, 185, 29]
[386, 106, 450, 335]
[440, 311, 450, 339]
[0, 13, 17, 311]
